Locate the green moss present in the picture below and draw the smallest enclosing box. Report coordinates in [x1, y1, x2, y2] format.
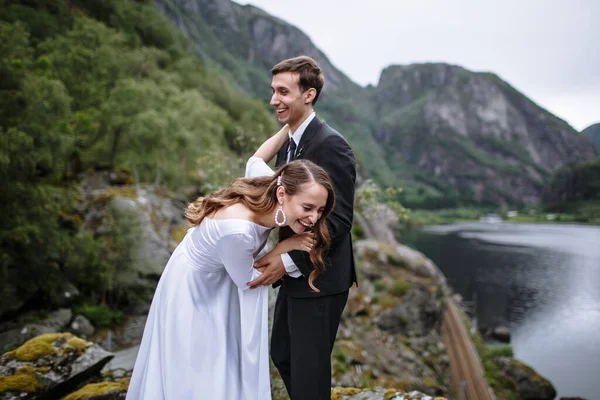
[62, 378, 130, 400]
[422, 376, 442, 390]
[485, 345, 513, 358]
[0, 366, 42, 393]
[3, 333, 71, 361]
[107, 186, 137, 199]
[389, 279, 411, 297]
[77, 304, 124, 329]
[170, 226, 188, 243]
[373, 278, 386, 292]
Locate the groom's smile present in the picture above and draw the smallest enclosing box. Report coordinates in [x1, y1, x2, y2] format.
[270, 71, 314, 132]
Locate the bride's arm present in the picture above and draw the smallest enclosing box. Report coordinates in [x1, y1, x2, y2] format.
[252, 124, 290, 163]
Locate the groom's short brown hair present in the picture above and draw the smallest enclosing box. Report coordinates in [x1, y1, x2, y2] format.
[271, 56, 324, 105]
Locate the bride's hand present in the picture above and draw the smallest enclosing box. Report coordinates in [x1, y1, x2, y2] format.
[276, 232, 316, 254]
[278, 124, 290, 136]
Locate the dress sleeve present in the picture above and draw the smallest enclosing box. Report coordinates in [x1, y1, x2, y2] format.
[216, 231, 271, 398]
[215, 232, 261, 290]
[245, 156, 275, 178]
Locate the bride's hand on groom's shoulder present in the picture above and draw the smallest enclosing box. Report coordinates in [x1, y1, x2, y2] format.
[277, 124, 290, 136]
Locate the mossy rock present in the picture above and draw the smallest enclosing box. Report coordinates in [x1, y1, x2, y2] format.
[1, 333, 113, 398]
[331, 387, 362, 400]
[389, 279, 412, 298]
[107, 186, 137, 199]
[330, 387, 447, 399]
[62, 378, 130, 400]
[3, 333, 71, 362]
[0, 365, 42, 393]
[66, 337, 90, 353]
[336, 340, 368, 365]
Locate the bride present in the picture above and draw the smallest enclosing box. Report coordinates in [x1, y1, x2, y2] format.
[125, 124, 335, 399]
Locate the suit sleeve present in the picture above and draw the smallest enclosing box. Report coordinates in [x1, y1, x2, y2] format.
[287, 134, 356, 277]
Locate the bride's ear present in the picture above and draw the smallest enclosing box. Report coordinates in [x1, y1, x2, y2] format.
[276, 186, 286, 204]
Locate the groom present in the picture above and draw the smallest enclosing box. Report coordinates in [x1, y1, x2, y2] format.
[248, 56, 357, 399]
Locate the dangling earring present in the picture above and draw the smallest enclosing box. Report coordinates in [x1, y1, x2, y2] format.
[275, 205, 286, 227]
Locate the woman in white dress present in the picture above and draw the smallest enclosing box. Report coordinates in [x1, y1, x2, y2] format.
[125, 124, 335, 400]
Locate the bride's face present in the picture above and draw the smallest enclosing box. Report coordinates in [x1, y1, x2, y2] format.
[280, 182, 328, 233]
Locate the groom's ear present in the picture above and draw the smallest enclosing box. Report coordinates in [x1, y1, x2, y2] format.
[304, 88, 316, 104]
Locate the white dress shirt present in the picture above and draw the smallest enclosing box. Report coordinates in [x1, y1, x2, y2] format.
[280, 112, 316, 277]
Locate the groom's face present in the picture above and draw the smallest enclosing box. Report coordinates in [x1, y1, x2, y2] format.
[270, 72, 311, 129]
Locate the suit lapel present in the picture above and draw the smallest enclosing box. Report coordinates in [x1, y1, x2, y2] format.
[275, 139, 289, 168]
[294, 116, 323, 160]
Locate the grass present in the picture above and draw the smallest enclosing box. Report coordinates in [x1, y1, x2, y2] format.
[406, 207, 487, 226]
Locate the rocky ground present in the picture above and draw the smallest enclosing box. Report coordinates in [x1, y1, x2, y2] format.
[0, 180, 561, 399]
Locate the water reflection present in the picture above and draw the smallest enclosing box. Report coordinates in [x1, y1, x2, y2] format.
[401, 222, 600, 399]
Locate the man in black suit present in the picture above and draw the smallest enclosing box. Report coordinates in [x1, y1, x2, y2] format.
[248, 56, 357, 400]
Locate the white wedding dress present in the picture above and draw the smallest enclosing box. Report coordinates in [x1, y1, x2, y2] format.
[126, 157, 275, 400]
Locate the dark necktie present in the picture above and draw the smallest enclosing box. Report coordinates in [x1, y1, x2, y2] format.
[280, 139, 298, 245]
[287, 139, 297, 163]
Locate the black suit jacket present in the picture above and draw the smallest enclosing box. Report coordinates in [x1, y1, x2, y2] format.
[275, 116, 357, 298]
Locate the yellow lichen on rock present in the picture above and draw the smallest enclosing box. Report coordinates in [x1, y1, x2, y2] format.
[3, 333, 72, 361]
[62, 378, 130, 400]
[330, 387, 362, 400]
[66, 337, 89, 352]
[0, 366, 42, 393]
[384, 388, 402, 399]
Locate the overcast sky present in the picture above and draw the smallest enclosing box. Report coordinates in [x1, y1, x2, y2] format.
[244, 0, 599, 131]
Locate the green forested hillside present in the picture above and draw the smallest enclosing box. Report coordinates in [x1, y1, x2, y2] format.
[543, 159, 600, 223]
[0, 0, 277, 316]
[157, 0, 597, 210]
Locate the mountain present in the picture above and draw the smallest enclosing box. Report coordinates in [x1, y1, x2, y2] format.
[583, 123, 600, 152]
[155, 0, 597, 207]
[371, 64, 597, 205]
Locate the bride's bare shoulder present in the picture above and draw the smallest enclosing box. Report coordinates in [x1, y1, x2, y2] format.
[211, 203, 253, 221]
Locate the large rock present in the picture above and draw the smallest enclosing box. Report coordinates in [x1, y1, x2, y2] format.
[377, 286, 444, 336]
[331, 387, 446, 399]
[80, 176, 187, 312]
[0, 333, 114, 399]
[0, 309, 73, 353]
[70, 315, 95, 339]
[0, 325, 55, 354]
[481, 325, 511, 343]
[494, 357, 557, 400]
[354, 240, 449, 291]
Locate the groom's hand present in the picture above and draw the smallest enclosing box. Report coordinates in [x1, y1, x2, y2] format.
[247, 252, 286, 289]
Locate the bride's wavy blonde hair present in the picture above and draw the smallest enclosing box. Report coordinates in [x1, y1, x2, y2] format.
[185, 160, 335, 292]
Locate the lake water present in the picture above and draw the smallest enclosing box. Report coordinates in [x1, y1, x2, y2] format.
[401, 222, 600, 399]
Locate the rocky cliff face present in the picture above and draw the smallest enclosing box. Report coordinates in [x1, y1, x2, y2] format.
[373, 64, 597, 205]
[583, 122, 600, 151]
[155, 0, 597, 207]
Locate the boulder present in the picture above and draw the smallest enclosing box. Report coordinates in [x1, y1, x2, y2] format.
[0, 325, 55, 354]
[331, 387, 446, 399]
[377, 286, 444, 336]
[70, 316, 95, 339]
[0, 333, 113, 399]
[0, 309, 73, 353]
[482, 325, 511, 343]
[495, 357, 557, 400]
